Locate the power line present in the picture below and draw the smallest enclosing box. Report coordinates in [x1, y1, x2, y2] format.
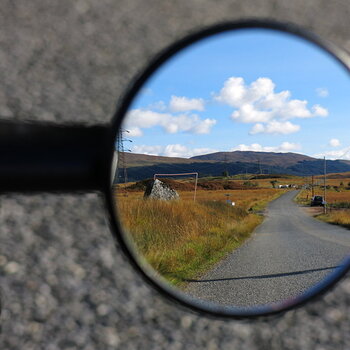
[116, 129, 132, 183]
[337, 146, 350, 160]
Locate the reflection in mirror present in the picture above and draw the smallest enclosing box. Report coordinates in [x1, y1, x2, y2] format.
[112, 28, 350, 311]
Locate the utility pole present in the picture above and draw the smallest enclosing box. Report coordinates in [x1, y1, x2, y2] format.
[116, 129, 132, 183]
[324, 156, 327, 214]
[311, 175, 314, 197]
[224, 153, 228, 177]
[258, 158, 262, 175]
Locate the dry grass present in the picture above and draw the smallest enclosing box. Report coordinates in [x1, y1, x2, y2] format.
[317, 210, 350, 229]
[326, 191, 350, 203]
[114, 188, 285, 285]
[296, 187, 350, 206]
[296, 186, 350, 229]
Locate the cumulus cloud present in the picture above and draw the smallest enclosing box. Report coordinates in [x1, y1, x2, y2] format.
[124, 109, 216, 136]
[169, 96, 205, 112]
[132, 145, 163, 156]
[148, 100, 167, 111]
[316, 88, 329, 98]
[215, 77, 328, 135]
[132, 144, 218, 158]
[249, 120, 300, 135]
[314, 146, 350, 160]
[329, 138, 341, 147]
[230, 141, 301, 153]
[132, 141, 302, 157]
[312, 104, 328, 117]
[128, 127, 143, 137]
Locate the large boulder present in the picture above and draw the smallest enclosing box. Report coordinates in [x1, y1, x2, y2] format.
[144, 179, 179, 200]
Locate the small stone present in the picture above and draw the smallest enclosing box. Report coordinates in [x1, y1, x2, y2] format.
[29, 321, 43, 334]
[327, 308, 344, 322]
[69, 263, 86, 279]
[39, 111, 55, 121]
[126, 326, 139, 336]
[26, 280, 38, 290]
[73, 265, 86, 279]
[104, 327, 120, 346]
[75, 0, 90, 14]
[0, 106, 13, 117]
[97, 304, 109, 316]
[0, 255, 7, 266]
[180, 315, 193, 329]
[4, 261, 20, 274]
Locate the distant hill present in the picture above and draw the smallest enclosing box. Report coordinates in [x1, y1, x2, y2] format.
[125, 151, 313, 167]
[316, 171, 350, 179]
[124, 152, 215, 167]
[115, 151, 350, 182]
[191, 151, 314, 167]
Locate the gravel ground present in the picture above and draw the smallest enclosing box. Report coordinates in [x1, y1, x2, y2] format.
[1, 1, 350, 349]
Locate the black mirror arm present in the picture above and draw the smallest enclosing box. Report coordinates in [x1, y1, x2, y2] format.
[0, 121, 113, 193]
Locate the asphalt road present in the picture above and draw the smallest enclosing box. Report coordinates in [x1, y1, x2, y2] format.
[187, 191, 350, 307]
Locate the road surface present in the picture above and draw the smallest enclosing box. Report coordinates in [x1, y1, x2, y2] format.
[186, 190, 350, 307]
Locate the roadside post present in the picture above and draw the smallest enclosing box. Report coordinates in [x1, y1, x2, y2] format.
[225, 193, 231, 220]
[324, 156, 327, 214]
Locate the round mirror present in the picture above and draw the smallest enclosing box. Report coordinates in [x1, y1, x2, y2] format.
[110, 22, 350, 317]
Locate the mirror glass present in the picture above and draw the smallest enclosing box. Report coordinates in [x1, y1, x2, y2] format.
[112, 28, 350, 313]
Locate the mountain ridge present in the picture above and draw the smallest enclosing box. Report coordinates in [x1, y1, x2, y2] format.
[190, 150, 314, 166]
[125, 150, 315, 167]
[117, 150, 350, 182]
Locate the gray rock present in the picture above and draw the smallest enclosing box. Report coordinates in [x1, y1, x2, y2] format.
[144, 179, 179, 200]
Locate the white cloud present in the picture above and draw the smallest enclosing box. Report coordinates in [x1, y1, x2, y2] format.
[329, 138, 341, 147]
[278, 141, 302, 151]
[132, 144, 218, 158]
[124, 109, 216, 136]
[127, 127, 143, 137]
[215, 77, 249, 107]
[249, 120, 300, 135]
[249, 123, 265, 135]
[132, 141, 302, 157]
[314, 146, 350, 160]
[169, 96, 205, 112]
[148, 100, 167, 111]
[316, 88, 329, 98]
[231, 141, 301, 153]
[312, 104, 328, 117]
[215, 77, 328, 134]
[132, 145, 163, 156]
[231, 104, 272, 123]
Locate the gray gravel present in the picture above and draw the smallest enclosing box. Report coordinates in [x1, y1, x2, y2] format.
[187, 191, 350, 307]
[1, 1, 350, 349]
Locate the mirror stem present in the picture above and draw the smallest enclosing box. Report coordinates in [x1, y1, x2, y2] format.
[0, 121, 113, 193]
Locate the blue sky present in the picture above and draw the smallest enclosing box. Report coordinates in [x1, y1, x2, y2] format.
[122, 28, 350, 160]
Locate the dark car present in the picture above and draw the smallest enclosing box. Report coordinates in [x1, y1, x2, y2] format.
[311, 195, 325, 206]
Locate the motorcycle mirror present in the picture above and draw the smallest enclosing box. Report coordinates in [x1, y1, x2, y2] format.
[108, 21, 350, 318]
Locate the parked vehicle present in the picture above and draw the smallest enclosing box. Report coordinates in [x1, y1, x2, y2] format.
[311, 195, 326, 206]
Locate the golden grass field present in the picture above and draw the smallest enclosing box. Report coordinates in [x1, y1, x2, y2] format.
[297, 188, 350, 205]
[317, 210, 350, 229]
[114, 173, 350, 286]
[114, 182, 287, 286]
[296, 177, 350, 229]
